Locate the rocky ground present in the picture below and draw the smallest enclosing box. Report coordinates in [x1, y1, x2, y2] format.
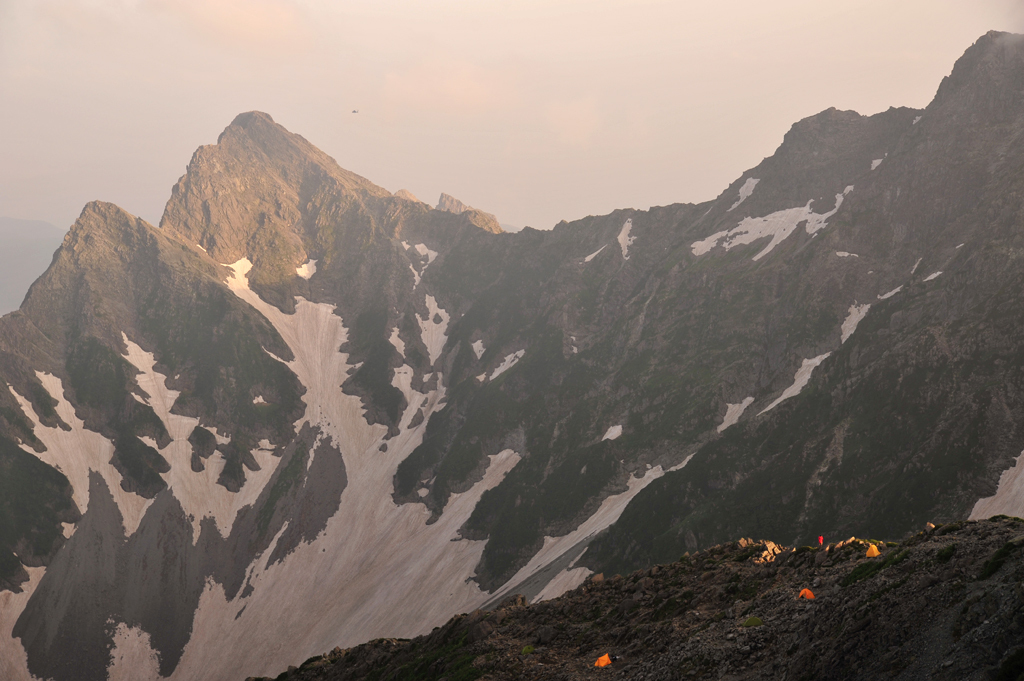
[252, 516, 1024, 681]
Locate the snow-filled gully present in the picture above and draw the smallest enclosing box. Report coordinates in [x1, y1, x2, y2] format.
[692, 186, 854, 261]
[147, 259, 511, 679]
[10, 373, 153, 537]
[125, 259, 627, 679]
[166, 260, 705, 678]
[971, 450, 1024, 520]
[3, 252, 692, 681]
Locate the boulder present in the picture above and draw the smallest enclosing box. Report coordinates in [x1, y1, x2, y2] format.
[467, 620, 494, 644]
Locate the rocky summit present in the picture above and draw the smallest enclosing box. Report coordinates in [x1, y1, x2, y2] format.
[3, 30, 1024, 681]
[258, 517, 1024, 681]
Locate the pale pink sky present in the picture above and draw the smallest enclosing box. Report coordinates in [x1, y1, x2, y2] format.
[1, 1, 1022, 231]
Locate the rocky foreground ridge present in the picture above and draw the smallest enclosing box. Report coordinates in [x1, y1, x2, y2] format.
[258, 516, 1024, 681]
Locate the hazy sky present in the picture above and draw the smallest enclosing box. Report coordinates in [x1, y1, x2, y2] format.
[1, 1, 1023, 232]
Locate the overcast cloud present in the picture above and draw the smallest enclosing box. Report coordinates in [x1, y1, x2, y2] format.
[1, 0, 1023, 231]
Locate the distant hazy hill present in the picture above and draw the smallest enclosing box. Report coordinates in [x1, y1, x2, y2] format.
[0, 217, 64, 315]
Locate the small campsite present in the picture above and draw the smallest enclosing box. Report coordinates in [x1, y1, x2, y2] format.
[254, 516, 1024, 680]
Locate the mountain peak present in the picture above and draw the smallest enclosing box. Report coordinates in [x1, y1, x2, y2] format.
[930, 31, 1024, 123]
[395, 189, 423, 203]
[69, 201, 153, 246]
[436, 192, 503, 233]
[437, 192, 471, 214]
[226, 110, 277, 129]
[160, 112, 391, 266]
[212, 110, 347, 173]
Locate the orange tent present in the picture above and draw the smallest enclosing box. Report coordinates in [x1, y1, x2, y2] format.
[799, 588, 815, 600]
[595, 654, 612, 667]
[866, 544, 881, 557]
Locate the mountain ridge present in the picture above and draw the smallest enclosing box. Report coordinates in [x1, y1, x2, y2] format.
[2, 31, 1024, 681]
[257, 517, 1024, 681]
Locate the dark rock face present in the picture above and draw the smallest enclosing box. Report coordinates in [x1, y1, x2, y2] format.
[261, 518, 1024, 681]
[584, 30, 1024, 577]
[0, 437, 79, 591]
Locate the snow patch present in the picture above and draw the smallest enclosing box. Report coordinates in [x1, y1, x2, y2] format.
[295, 260, 317, 280]
[224, 258, 383, 455]
[913, 115, 922, 125]
[602, 425, 623, 441]
[836, 251, 858, 258]
[970, 449, 1024, 520]
[471, 340, 485, 359]
[956, 243, 964, 249]
[668, 453, 696, 472]
[414, 243, 438, 264]
[691, 187, 852, 261]
[583, 245, 606, 263]
[174, 447, 519, 679]
[533, 565, 591, 603]
[717, 397, 754, 433]
[443, 450, 521, 516]
[871, 158, 884, 171]
[121, 334, 283, 539]
[758, 353, 831, 415]
[417, 295, 450, 366]
[727, 178, 760, 212]
[107, 623, 161, 681]
[841, 304, 871, 344]
[253, 396, 267, 405]
[617, 219, 635, 259]
[487, 462, 684, 606]
[10, 373, 153, 537]
[489, 350, 525, 380]
[407, 244, 438, 288]
[196, 244, 206, 253]
[390, 326, 406, 360]
[924, 271, 943, 282]
[911, 257, 922, 274]
[0, 566, 44, 681]
[878, 286, 903, 300]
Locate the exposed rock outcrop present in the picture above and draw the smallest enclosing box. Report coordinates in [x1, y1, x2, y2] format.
[436, 192, 502, 233]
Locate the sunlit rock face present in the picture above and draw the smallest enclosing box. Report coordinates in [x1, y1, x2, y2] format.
[4, 32, 1024, 680]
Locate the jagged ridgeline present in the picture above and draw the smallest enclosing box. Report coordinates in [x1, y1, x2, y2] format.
[2, 30, 1024, 681]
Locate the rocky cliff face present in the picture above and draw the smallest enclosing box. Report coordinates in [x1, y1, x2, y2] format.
[2, 30, 1024, 681]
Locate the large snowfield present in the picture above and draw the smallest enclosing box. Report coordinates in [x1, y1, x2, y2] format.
[0, 253, 690, 681]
